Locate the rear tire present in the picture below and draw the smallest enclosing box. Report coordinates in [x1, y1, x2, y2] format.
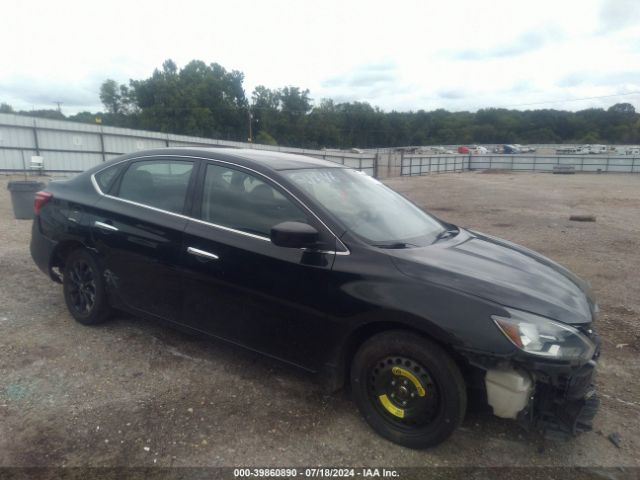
[350, 330, 467, 448]
[63, 249, 112, 325]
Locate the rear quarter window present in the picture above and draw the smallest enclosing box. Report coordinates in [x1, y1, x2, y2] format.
[94, 164, 125, 194]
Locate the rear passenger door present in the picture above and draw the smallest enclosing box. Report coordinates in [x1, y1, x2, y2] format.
[180, 162, 337, 370]
[91, 157, 196, 321]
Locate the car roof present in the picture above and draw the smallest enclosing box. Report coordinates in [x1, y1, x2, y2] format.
[211, 148, 345, 170]
[109, 147, 347, 172]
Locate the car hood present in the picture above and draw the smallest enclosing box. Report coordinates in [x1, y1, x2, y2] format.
[390, 229, 595, 325]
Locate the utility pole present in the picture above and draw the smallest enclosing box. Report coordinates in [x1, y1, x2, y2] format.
[54, 101, 63, 113]
[248, 108, 253, 143]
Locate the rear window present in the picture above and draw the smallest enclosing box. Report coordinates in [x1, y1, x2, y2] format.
[115, 159, 194, 214]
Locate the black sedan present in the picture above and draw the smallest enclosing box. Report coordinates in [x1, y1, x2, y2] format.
[30, 147, 600, 448]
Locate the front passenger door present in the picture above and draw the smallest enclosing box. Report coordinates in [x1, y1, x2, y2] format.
[180, 162, 336, 370]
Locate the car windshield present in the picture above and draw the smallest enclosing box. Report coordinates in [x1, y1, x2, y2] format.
[282, 168, 446, 246]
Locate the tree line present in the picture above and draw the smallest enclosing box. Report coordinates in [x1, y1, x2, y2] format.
[2, 59, 640, 148]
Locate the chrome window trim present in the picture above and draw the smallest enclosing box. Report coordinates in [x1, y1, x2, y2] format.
[90, 154, 350, 255]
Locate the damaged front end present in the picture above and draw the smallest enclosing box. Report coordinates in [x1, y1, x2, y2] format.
[482, 358, 600, 440]
[518, 350, 600, 438]
[472, 308, 601, 438]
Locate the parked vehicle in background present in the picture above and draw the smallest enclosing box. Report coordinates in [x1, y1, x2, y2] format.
[586, 145, 607, 155]
[470, 145, 488, 154]
[457, 146, 470, 154]
[555, 146, 611, 155]
[624, 146, 640, 155]
[30, 148, 600, 449]
[556, 147, 583, 155]
[432, 146, 455, 155]
[503, 144, 522, 154]
[514, 144, 537, 153]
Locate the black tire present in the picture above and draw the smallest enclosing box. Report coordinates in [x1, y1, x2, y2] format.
[63, 248, 112, 325]
[350, 330, 466, 449]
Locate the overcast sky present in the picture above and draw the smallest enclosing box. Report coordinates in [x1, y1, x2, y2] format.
[1, 0, 639, 115]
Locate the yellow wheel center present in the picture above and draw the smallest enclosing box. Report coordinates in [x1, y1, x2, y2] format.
[392, 366, 426, 397]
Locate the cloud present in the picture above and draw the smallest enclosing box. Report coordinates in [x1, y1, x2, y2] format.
[0, 74, 104, 112]
[345, 70, 396, 87]
[317, 62, 433, 112]
[317, 62, 417, 107]
[437, 89, 467, 100]
[510, 80, 533, 93]
[558, 70, 640, 88]
[435, 83, 538, 104]
[446, 29, 562, 60]
[599, 0, 640, 30]
[321, 62, 397, 88]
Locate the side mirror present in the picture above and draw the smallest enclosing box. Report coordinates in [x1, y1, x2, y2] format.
[270, 221, 319, 249]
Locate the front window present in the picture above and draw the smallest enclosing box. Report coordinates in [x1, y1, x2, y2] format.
[200, 163, 309, 237]
[282, 168, 445, 246]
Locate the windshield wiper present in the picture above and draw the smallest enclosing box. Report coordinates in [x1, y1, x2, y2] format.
[433, 227, 458, 243]
[371, 242, 418, 249]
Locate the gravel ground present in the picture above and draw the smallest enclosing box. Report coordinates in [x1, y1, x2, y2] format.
[0, 172, 638, 471]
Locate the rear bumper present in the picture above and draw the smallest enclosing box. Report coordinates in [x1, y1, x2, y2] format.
[30, 218, 59, 281]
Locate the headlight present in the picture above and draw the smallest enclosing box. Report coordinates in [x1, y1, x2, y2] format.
[492, 308, 595, 362]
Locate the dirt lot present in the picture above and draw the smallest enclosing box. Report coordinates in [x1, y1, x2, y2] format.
[0, 172, 639, 470]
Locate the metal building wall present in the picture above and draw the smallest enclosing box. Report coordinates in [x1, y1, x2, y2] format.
[0, 112, 378, 176]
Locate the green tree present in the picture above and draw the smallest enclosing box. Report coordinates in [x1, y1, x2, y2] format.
[100, 79, 124, 114]
[18, 109, 65, 120]
[255, 131, 278, 145]
[83, 59, 640, 148]
[251, 85, 280, 139]
[278, 86, 312, 114]
[608, 103, 635, 115]
[580, 132, 600, 143]
[68, 111, 103, 124]
[0, 102, 14, 113]
[129, 59, 247, 139]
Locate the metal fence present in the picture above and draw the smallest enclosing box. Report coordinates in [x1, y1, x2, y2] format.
[0, 113, 377, 176]
[401, 154, 640, 176]
[469, 155, 640, 173]
[3, 112, 640, 179]
[401, 155, 469, 176]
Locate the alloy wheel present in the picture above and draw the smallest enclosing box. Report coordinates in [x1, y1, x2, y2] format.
[67, 259, 97, 315]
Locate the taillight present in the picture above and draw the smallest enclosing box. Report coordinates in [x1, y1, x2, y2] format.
[34, 191, 53, 215]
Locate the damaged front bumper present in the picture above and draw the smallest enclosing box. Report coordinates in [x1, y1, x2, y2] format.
[478, 333, 601, 438]
[519, 360, 599, 438]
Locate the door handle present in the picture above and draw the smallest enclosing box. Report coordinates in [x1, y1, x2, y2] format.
[94, 221, 119, 232]
[187, 246, 219, 261]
